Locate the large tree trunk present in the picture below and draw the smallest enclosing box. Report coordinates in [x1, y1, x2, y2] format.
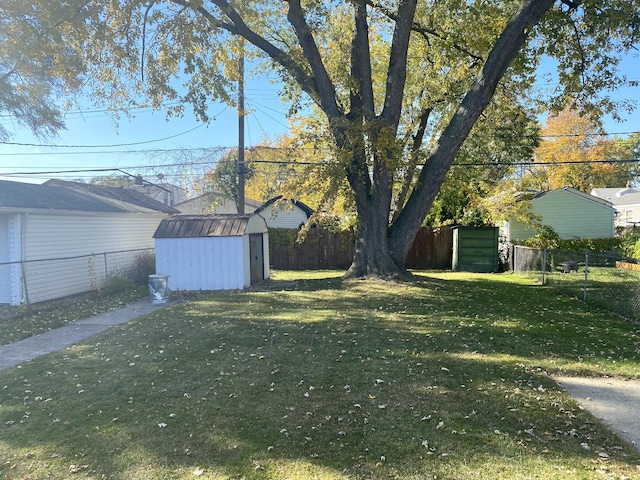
[344, 200, 412, 280]
[340, 0, 553, 280]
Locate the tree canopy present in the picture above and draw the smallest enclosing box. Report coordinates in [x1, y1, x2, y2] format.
[532, 106, 634, 192]
[0, 0, 84, 139]
[12, 0, 640, 278]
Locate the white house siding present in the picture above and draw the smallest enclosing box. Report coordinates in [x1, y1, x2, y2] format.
[23, 213, 160, 258]
[0, 214, 25, 305]
[0, 216, 9, 304]
[257, 204, 309, 229]
[509, 189, 614, 242]
[155, 236, 246, 291]
[590, 188, 640, 228]
[17, 212, 164, 304]
[619, 204, 640, 226]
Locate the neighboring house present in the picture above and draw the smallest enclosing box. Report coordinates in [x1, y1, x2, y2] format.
[43, 179, 183, 213]
[176, 193, 313, 229]
[503, 187, 615, 242]
[0, 180, 177, 305]
[591, 186, 640, 227]
[175, 192, 262, 216]
[255, 196, 314, 229]
[130, 181, 188, 207]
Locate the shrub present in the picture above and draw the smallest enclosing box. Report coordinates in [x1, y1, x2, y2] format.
[130, 250, 156, 285]
[103, 275, 135, 295]
[619, 227, 640, 260]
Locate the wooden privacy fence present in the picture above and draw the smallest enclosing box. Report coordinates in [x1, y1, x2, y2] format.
[269, 226, 453, 270]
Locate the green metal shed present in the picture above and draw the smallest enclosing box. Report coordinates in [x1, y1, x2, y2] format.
[452, 226, 499, 273]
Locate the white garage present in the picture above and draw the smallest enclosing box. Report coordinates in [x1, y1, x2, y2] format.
[153, 214, 269, 291]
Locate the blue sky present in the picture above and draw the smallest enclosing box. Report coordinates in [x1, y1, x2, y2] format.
[0, 77, 292, 184]
[1, 55, 638, 185]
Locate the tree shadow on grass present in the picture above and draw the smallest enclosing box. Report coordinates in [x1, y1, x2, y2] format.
[1, 273, 640, 479]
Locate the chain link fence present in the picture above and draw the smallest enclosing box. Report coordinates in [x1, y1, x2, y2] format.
[509, 245, 640, 321]
[0, 248, 154, 306]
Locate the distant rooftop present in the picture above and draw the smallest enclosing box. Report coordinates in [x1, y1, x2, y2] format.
[0, 179, 178, 214]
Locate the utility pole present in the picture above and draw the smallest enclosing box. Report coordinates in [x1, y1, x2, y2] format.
[237, 46, 245, 215]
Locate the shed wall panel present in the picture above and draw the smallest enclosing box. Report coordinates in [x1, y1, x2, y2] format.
[155, 237, 247, 291]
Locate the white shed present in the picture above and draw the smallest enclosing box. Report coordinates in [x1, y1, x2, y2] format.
[153, 214, 269, 291]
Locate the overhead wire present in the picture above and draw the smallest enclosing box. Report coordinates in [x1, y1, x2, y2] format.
[1, 157, 638, 179]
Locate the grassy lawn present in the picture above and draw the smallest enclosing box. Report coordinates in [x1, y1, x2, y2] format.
[545, 266, 640, 322]
[1, 270, 640, 479]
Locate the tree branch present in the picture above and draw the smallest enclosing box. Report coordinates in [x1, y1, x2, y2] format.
[141, 1, 156, 82]
[390, 0, 556, 258]
[392, 106, 431, 221]
[370, 0, 484, 67]
[285, 0, 341, 118]
[350, 0, 375, 120]
[380, 0, 418, 127]
[169, 0, 324, 108]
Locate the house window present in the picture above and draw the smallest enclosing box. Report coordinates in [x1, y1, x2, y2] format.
[627, 210, 634, 224]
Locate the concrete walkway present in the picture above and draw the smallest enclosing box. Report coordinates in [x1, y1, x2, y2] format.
[0, 297, 181, 371]
[556, 376, 640, 451]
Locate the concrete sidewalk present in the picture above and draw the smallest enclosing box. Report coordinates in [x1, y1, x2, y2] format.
[0, 297, 181, 371]
[556, 376, 640, 451]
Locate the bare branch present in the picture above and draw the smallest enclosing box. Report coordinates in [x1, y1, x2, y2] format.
[141, 1, 156, 82]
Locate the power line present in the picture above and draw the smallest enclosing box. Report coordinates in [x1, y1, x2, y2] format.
[0, 123, 208, 149]
[1, 157, 638, 179]
[2, 128, 637, 154]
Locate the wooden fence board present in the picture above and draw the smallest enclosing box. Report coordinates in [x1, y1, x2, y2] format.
[269, 226, 453, 270]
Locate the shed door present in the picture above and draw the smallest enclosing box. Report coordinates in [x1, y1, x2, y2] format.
[249, 234, 264, 285]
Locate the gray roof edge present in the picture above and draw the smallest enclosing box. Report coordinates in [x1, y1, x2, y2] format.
[533, 187, 614, 209]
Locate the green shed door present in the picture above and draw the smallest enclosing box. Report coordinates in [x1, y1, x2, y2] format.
[452, 227, 499, 273]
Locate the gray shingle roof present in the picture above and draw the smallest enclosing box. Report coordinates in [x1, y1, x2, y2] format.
[591, 187, 640, 206]
[0, 179, 178, 214]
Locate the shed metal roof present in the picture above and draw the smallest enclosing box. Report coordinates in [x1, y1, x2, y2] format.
[153, 214, 264, 238]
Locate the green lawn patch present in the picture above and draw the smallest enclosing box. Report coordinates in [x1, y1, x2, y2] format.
[1, 270, 639, 479]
